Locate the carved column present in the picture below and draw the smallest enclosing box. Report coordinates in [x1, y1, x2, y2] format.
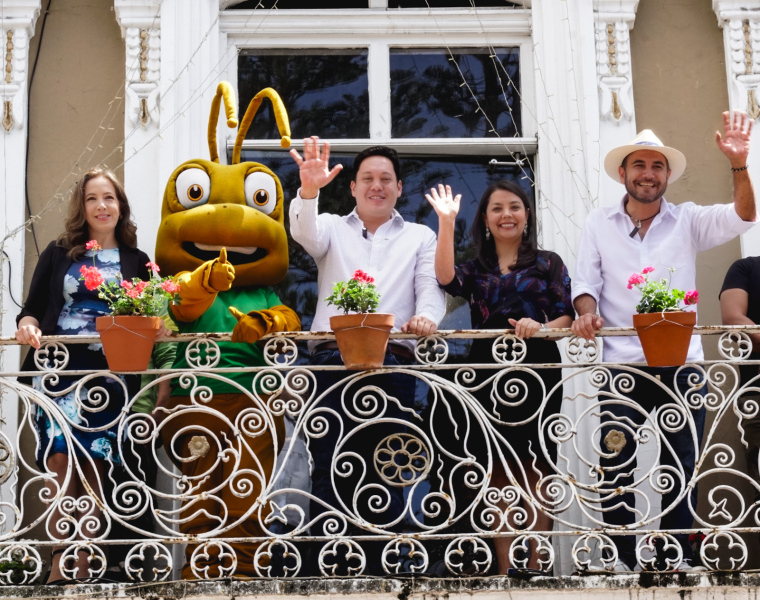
[714, 0, 760, 257]
[531, 0, 601, 272]
[0, 0, 40, 534]
[114, 0, 161, 258]
[594, 0, 640, 207]
[531, 0, 605, 575]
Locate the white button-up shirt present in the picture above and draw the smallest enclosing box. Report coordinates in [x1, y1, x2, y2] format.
[289, 190, 446, 352]
[572, 197, 755, 364]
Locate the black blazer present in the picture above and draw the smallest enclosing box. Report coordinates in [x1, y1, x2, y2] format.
[17, 240, 151, 374]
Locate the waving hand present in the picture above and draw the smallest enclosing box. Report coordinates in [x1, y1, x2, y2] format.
[716, 111, 754, 167]
[290, 136, 343, 199]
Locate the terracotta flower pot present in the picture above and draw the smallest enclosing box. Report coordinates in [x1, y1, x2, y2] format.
[95, 315, 162, 372]
[632, 311, 696, 367]
[329, 313, 395, 370]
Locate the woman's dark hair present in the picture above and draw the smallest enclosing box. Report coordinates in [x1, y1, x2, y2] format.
[57, 166, 138, 260]
[471, 179, 538, 272]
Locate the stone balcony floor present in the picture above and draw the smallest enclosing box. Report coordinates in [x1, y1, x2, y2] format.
[2, 573, 760, 600]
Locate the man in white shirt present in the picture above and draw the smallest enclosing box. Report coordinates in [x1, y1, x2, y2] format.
[571, 112, 756, 571]
[289, 138, 445, 573]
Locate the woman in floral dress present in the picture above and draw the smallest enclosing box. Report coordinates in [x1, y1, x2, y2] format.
[426, 180, 574, 574]
[15, 167, 161, 581]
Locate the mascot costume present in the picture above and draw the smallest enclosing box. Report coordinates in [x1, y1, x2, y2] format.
[155, 82, 300, 578]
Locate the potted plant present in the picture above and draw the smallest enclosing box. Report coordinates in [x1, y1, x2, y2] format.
[80, 241, 181, 372]
[628, 266, 699, 367]
[326, 270, 393, 370]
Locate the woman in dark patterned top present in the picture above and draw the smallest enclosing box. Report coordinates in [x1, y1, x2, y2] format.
[426, 180, 574, 574]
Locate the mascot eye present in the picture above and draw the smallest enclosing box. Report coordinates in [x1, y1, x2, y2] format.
[244, 171, 277, 215]
[176, 168, 211, 209]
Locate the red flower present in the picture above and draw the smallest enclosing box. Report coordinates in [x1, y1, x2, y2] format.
[80, 265, 104, 291]
[85, 240, 102, 251]
[120, 280, 134, 290]
[126, 288, 140, 299]
[160, 280, 181, 294]
[146, 261, 160, 273]
[135, 281, 149, 293]
[684, 290, 699, 306]
[353, 269, 375, 284]
[642, 266, 654, 274]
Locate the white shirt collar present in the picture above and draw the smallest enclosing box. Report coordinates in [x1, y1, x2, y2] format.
[608, 195, 675, 222]
[346, 208, 404, 227]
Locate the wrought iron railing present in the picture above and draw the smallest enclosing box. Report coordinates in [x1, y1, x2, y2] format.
[0, 325, 758, 583]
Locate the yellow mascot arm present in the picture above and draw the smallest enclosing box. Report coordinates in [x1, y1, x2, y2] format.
[229, 305, 301, 344]
[170, 249, 236, 322]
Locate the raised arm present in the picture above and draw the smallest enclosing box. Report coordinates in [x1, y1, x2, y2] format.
[716, 111, 756, 222]
[288, 136, 343, 261]
[425, 184, 461, 285]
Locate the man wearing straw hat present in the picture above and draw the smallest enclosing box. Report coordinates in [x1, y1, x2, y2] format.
[571, 112, 756, 571]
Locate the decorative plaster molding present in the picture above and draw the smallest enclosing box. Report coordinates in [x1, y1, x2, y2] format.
[219, 9, 532, 38]
[714, 1, 760, 119]
[593, 0, 639, 123]
[0, 0, 40, 133]
[114, 0, 161, 128]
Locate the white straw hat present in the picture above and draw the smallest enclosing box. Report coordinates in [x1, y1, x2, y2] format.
[604, 129, 687, 183]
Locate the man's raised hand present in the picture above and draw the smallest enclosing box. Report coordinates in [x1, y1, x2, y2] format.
[425, 184, 461, 224]
[289, 136, 344, 199]
[717, 111, 754, 168]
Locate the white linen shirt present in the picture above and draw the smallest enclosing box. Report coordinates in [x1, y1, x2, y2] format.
[572, 197, 755, 364]
[289, 190, 446, 351]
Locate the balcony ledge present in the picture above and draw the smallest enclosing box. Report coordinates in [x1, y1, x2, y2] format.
[3, 573, 760, 600]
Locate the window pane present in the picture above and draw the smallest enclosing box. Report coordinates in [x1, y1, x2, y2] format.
[228, 1, 368, 8]
[238, 50, 369, 140]
[236, 148, 533, 358]
[390, 48, 521, 138]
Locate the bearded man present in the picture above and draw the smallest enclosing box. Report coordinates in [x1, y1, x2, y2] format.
[571, 112, 756, 571]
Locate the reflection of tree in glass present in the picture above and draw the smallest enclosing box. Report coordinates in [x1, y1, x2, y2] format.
[391, 50, 521, 139]
[238, 54, 369, 139]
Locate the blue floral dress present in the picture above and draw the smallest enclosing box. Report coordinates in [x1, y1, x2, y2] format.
[32, 249, 127, 467]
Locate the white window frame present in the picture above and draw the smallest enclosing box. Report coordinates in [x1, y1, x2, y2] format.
[219, 7, 537, 160]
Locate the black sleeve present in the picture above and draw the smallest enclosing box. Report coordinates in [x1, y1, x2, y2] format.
[16, 241, 57, 327]
[720, 258, 752, 298]
[137, 250, 151, 281]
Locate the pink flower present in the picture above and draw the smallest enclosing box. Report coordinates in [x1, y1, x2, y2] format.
[135, 281, 149, 293]
[684, 290, 699, 306]
[126, 288, 140, 299]
[120, 280, 134, 290]
[160, 280, 181, 294]
[80, 265, 104, 291]
[85, 240, 102, 251]
[642, 266, 654, 274]
[146, 261, 160, 273]
[353, 269, 375, 284]
[627, 273, 645, 290]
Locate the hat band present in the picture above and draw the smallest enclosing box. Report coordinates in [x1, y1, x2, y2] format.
[635, 141, 662, 147]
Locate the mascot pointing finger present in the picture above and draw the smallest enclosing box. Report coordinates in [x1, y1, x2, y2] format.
[155, 82, 300, 579]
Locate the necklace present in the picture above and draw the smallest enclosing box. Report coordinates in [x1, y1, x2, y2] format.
[624, 201, 660, 238]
